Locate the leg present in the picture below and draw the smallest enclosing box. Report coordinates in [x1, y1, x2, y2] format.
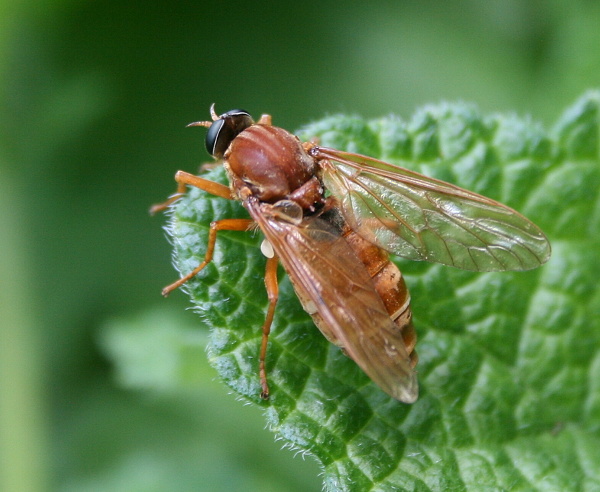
[199, 161, 222, 172]
[149, 170, 233, 215]
[161, 218, 253, 297]
[259, 254, 279, 399]
[257, 113, 272, 125]
[302, 137, 319, 153]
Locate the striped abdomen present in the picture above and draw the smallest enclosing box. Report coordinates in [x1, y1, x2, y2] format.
[341, 224, 418, 367]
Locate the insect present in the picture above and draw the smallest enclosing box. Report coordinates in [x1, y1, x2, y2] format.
[151, 105, 551, 403]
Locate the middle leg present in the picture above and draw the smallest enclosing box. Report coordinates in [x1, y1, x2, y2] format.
[161, 218, 254, 296]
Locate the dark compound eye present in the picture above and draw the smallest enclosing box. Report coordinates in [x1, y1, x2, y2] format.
[205, 109, 254, 159]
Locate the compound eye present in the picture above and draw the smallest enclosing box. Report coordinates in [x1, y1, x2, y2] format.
[205, 118, 225, 157]
[205, 109, 253, 159]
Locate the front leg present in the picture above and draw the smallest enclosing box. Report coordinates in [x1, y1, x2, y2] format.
[149, 170, 233, 215]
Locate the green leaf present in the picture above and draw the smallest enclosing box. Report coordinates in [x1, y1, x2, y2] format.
[96, 307, 323, 492]
[164, 91, 600, 491]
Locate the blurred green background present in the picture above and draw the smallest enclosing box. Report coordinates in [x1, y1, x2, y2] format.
[1, 1, 599, 491]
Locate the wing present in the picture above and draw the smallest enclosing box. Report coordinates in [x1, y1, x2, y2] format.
[314, 147, 551, 272]
[246, 197, 418, 403]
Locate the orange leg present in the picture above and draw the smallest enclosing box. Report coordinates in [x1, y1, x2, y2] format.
[259, 254, 279, 399]
[161, 218, 254, 296]
[152, 166, 281, 399]
[257, 113, 272, 125]
[149, 170, 233, 215]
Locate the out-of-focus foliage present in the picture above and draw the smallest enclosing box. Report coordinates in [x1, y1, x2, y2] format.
[1, 1, 599, 491]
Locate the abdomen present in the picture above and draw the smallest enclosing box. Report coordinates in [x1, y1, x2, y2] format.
[341, 223, 418, 367]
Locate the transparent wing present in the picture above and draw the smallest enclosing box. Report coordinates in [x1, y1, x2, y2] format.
[246, 198, 418, 403]
[314, 147, 551, 272]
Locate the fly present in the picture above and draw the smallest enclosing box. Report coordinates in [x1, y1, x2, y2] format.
[151, 105, 551, 403]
